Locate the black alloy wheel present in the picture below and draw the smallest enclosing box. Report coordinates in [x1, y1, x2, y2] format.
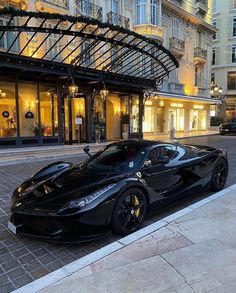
[112, 188, 147, 236]
[211, 158, 228, 191]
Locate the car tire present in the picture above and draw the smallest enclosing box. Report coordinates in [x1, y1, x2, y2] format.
[111, 188, 147, 236]
[210, 158, 228, 192]
[220, 133, 225, 135]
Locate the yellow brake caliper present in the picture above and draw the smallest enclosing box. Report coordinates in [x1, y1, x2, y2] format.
[134, 195, 140, 217]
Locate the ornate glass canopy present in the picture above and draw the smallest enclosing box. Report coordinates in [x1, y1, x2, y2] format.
[0, 7, 178, 88]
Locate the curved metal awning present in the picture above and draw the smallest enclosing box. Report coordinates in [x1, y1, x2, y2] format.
[0, 7, 178, 88]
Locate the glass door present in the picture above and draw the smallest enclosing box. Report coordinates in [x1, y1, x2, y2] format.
[64, 96, 86, 144]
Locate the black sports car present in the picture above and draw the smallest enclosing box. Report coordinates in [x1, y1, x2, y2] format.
[219, 118, 236, 135]
[8, 140, 228, 243]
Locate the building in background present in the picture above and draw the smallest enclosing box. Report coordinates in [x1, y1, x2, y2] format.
[0, 0, 217, 148]
[141, 0, 218, 136]
[211, 0, 236, 121]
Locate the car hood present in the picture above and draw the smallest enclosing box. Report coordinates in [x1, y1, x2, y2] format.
[12, 161, 129, 209]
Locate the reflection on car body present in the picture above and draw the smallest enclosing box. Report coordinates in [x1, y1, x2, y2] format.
[9, 140, 228, 243]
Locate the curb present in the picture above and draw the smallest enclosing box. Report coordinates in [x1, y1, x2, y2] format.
[0, 134, 219, 166]
[12, 183, 236, 293]
[177, 133, 219, 140]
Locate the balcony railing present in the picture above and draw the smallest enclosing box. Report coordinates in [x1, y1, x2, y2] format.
[194, 47, 207, 65]
[36, 0, 69, 10]
[169, 37, 185, 57]
[76, 0, 103, 21]
[133, 24, 163, 43]
[107, 11, 130, 30]
[194, 47, 207, 59]
[195, 0, 208, 14]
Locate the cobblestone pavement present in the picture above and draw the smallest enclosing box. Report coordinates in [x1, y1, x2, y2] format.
[0, 135, 236, 292]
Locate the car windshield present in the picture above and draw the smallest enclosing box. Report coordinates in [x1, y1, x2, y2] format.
[85, 143, 147, 172]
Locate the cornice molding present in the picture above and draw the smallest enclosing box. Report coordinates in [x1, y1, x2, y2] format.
[162, 0, 217, 35]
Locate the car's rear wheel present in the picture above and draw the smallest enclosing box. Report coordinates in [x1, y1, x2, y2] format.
[211, 158, 228, 191]
[112, 188, 147, 236]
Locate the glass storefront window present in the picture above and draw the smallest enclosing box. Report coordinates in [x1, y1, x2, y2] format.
[169, 108, 184, 131]
[0, 81, 17, 138]
[190, 109, 207, 130]
[130, 95, 139, 133]
[19, 83, 38, 137]
[143, 106, 154, 132]
[94, 96, 106, 140]
[40, 85, 58, 136]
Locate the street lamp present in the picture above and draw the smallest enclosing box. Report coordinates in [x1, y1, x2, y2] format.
[211, 82, 225, 101]
[100, 82, 109, 100]
[211, 81, 227, 119]
[69, 82, 79, 97]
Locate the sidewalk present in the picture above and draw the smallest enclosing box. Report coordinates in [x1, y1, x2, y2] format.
[0, 131, 218, 166]
[14, 184, 236, 293]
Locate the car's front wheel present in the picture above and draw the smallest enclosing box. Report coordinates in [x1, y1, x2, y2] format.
[211, 158, 228, 191]
[112, 188, 147, 236]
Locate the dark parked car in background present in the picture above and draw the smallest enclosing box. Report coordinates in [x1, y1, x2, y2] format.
[219, 118, 236, 135]
[8, 140, 228, 243]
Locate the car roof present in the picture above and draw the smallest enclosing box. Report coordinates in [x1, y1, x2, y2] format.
[113, 140, 174, 149]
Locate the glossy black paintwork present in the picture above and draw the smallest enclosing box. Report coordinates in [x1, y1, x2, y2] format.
[219, 120, 236, 134]
[9, 140, 228, 243]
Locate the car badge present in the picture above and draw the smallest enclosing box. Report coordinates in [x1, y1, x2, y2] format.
[136, 172, 142, 178]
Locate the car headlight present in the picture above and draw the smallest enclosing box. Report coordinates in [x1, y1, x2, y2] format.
[58, 184, 116, 214]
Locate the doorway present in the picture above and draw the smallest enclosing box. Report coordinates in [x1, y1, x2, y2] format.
[64, 96, 86, 144]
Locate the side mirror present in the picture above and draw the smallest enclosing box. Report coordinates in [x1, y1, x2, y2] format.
[83, 145, 92, 157]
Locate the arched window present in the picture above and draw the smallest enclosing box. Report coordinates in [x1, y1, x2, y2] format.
[150, 0, 159, 25]
[137, 0, 146, 25]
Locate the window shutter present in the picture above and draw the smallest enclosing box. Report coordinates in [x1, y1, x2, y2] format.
[228, 17, 233, 38]
[215, 47, 220, 65]
[226, 45, 232, 63]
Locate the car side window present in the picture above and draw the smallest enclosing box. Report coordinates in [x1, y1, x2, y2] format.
[147, 145, 177, 163]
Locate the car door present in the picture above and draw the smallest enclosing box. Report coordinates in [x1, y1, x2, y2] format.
[142, 144, 182, 196]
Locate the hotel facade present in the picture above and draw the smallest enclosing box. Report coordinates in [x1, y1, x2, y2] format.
[0, 0, 217, 148]
[211, 0, 236, 120]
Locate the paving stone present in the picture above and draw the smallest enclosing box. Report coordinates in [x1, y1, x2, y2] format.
[0, 247, 9, 256]
[32, 248, 50, 258]
[44, 260, 63, 272]
[30, 268, 49, 279]
[7, 267, 27, 281]
[2, 259, 21, 272]
[18, 253, 36, 265]
[12, 274, 33, 289]
[23, 259, 44, 272]
[0, 273, 10, 285]
[39, 253, 56, 265]
[12, 247, 29, 258]
[0, 282, 15, 293]
[0, 253, 14, 264]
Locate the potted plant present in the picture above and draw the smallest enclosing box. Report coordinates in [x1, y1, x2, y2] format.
[121, 114, 129, 140]
[32, 123, 45, 136]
